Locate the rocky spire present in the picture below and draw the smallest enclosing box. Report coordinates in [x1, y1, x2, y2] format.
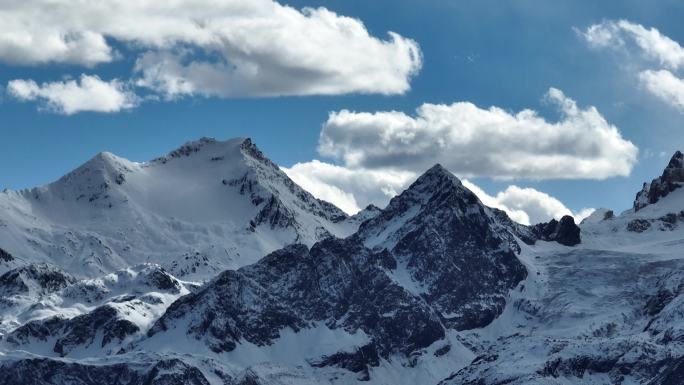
[634, 151, 684, 211]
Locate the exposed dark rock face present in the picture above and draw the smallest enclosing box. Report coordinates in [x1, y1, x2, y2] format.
[530, 215, 581, 246]
[6, 316, 67, 345]
[310, 344, 380, 380]
[53, 306, 140, 355]
[0, 264, 75, 296]
[240, 138, 348, 224]
[539, 355, 622, 380]
[635, 151, 684, 211]
[355, 165, 527, 330]
[627, 219, 652, 233]
[346, 205, 383, 227]
[159, 136, 218, 161]
[149, 264, 305, 354]
[488, 208, 538, 245]
[7, 305, 140, 356]
[0, 248, 13, 263]
[625, 213, 684, 233]
[144, 359, 211, 385]
[0, 357, 210, 385]
[144, 268, 181, 294]
[644, 288, 676, 317]
[148, 164, 527, 380]
[251, 195, 297, 230]
[649, 355, 684, 385]
[150, 239, 444, 359]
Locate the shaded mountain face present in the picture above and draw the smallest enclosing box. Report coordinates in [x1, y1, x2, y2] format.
[354, 164, 527, 330]
[635, 151, 684, 211]
[0, 158, 533, 383]
[8, 140, 684, 385]
[0, 264, 75, 297]
[140, 165, 527, 382]
[147, 240, 444, 359]
[0, 137, 355, 279]
[0, 356, 212, 385]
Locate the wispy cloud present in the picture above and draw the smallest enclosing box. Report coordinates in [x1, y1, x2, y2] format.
[582, 20, 684, 111]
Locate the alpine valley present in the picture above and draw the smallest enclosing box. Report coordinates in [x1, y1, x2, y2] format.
[1, 137, 684, 385]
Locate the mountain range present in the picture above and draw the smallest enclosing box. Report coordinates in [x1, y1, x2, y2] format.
[1, 138, 684, 385]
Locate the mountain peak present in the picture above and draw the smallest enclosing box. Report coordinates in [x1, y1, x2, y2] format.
[421, 163, 459, 180]
[149, 136, 281, 173]
[357, 164, 498, 250]
[667, 150, 683, 167]
[83, 150, 129, 168]
[664, 150, 684, 178]
[153, 137, 245, 162]
[634, 150, 684, 211]
[52, 150, 136, 196]
[405, 163, 462, 197]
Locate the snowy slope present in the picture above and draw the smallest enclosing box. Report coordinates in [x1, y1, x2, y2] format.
[0, 137, 354, 279]
[2, 148, 684, 385]
[0, 264, 193, 357]
[442, 152, 684, 385]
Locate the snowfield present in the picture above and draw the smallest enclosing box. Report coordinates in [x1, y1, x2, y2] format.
[0, 138, 356, 280]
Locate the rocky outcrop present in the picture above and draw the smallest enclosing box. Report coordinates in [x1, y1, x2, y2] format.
[635, 151, 684, 211]
[149, 239, 444, 359]
[310, 344, 380, 381]
[0, 264, 75, 297]
[0, 248, 13, 263]
[0, 357, 210, 385]
[580, 208, 614, 224]
[7, 305, 140, 356]
[530, 215, 581, 246]
[354, 164, 527, 329]
[148, 165, 527, 380]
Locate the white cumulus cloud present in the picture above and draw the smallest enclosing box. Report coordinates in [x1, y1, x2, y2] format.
[318, 88, 637, 180]
[583, 20, 684, 111]
[7, 74, 138, 115]
[639, 69, 684, 110]
[0, 0, 421, 98]
[283, 160, 415, 215]
[583, 20, 684, 70]
[284, 160, 591, 225]
[464, 182, 595, 225]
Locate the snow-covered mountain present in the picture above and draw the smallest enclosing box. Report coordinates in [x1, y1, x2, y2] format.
[0, 137, 355, 279]
[2, 141, 684, 385]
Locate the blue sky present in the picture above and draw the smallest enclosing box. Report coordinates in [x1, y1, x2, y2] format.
[1, 0, 683, 224]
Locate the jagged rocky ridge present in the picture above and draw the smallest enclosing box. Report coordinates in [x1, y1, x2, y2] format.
[635, 151, 684, 211]
[0, 155, 536, 384]
[441, 152, 684, 385]
[140, 165, 527, 379]
[0, 137, 357, 279]
[0, 355, 212, 385]
[2, 142, 684, 385]
[528, 215, 582, 246]
[354, 165, 528, 329]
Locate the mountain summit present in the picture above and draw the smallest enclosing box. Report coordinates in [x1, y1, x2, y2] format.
[634, 151, 684, 211]
[0, 137, 354, 278]
[356, 163, 527, 329]
[4, 142, 684, 385]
